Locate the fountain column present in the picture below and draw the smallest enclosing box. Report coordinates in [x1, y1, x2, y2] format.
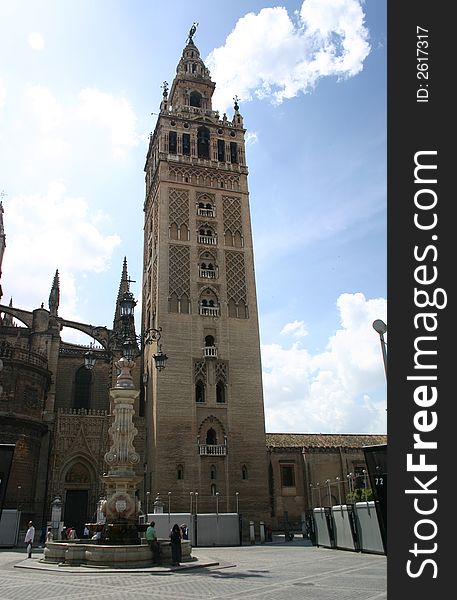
[101, 356, 142, 544]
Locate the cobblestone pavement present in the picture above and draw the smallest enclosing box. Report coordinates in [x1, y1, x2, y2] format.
[0, 539, 386, 600]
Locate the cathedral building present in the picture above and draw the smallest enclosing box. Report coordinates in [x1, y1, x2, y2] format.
[0, 31, 386, 541]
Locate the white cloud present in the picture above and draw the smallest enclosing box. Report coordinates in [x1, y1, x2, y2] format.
[2, 181, 121, 318]
[281, 319, 308, 338]
[28, 32, 45, 51]
[0, 78, 5, 120]
[262, 292, 387, 434]
[28, 85, 63, 131]
[245, 131, 259, 145]
[77, 88, 140, 156]
[206, 0, 370, 112]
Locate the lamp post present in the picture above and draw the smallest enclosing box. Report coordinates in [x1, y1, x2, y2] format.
[316, 482, 321, 507]
[190, 491, 194, 514]
[309, 484, 314, 509]
[195, 492, 198, 515]
[167, 491, 171, 516]
[235, 491, 239, 514]
[325, 479, 331, 508]
[215, 491, 220, 517]
[347, 472, 354, 497]
[372, 319, 387, 378]
[335, 477, 342, 506]
[146, 491, 150, 517]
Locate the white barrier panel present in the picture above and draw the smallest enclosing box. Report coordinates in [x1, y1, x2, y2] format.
[354, 502, 385, 554]
[196, 513, 240, 546]
[0, 509, 20, 546]
[313, 508, 332, 548]
[332, 505, 357, 551]
[146, 513, 193, 543]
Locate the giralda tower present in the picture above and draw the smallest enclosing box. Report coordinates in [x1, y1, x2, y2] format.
[142, 28, 269, 523]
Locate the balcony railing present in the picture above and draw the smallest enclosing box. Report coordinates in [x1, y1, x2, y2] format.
[203, 346, 217, 358]
[199, 268, 217, 279]
[199, 444, 227, 456]
[197, 208, 215, 218]
[198, 235, 217, 245]
[199, 306, 219, 317]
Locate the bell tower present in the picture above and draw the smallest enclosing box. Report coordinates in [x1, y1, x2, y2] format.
[142, 27, 269, 522]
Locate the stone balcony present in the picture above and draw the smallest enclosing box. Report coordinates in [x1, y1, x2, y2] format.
[198, 444, 227, 456]
[199, 306, 219, 317]
[203, 346, 217, 359]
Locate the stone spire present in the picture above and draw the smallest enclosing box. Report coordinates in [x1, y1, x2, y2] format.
[0, 201, 6, 301]
[113, 256, 131, 331]
[48, 269, 60, 316]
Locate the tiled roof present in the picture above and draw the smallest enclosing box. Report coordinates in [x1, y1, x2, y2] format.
[266, 432, 387, 449]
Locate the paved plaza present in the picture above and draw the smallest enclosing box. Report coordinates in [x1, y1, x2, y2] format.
[0, 538, 386, 600]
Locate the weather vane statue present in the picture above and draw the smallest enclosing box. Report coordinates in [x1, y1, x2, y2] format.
[187, 22, 198, 43]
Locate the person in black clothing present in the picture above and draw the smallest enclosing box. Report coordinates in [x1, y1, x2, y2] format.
[169, 523, 182, 566]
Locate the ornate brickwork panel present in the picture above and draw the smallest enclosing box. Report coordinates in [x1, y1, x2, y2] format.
[215, 361, 228, 383]
[194, 360, 207, 383]
[169, 245, 190, 298]
[222, 196, 242, 233]
[225, 251, 247, 303]
[168, 165, 240, 190]
[168, 188, 189, 228]
[151, 257, 158, 315]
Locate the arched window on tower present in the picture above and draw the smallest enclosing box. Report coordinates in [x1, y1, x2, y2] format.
[177, 464, 184, 480]
[210, 464, 217, 480]
[168, 131, 177, 154]
[217, 139, 225, 162]
[182, 133, 191, 155]
[216, 381, 226, 404]
[206, 428, 217, 445]
[190, 91, 202, 107]
[74, 366, 91, 410]
[242, 465, 248, 480]
[197, 127, 210, 159]
[195, 380, 205, 403]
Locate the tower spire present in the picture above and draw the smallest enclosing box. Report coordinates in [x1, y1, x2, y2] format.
[113, 256, 134, 331]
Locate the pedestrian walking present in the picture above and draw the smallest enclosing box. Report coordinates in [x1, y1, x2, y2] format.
[146, 521, 161, 564]
[169, 523, 182, 566]
[24, 521, 35, 558]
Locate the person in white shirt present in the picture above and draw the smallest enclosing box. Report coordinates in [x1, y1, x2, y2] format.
[24, 521, 35, 558]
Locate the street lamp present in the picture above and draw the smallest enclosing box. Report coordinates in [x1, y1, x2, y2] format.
[167, 491, 171, 516]
[190, 491, 194, 514]
[316, 482, 322, 507]
[215, 491, 219, 516]
[372, 319, 387, 377]
[195, 492, 198, 515]
[84, 290, 168, 371]
[235, 491, 239, 514]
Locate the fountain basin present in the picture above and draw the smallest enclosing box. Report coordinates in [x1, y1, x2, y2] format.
[42, 540, 193, 568]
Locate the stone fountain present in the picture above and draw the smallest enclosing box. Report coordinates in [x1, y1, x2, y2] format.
[42, 355, 192, 568]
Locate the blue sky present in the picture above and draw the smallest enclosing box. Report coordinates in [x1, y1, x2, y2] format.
[0, 0, 387, 434]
